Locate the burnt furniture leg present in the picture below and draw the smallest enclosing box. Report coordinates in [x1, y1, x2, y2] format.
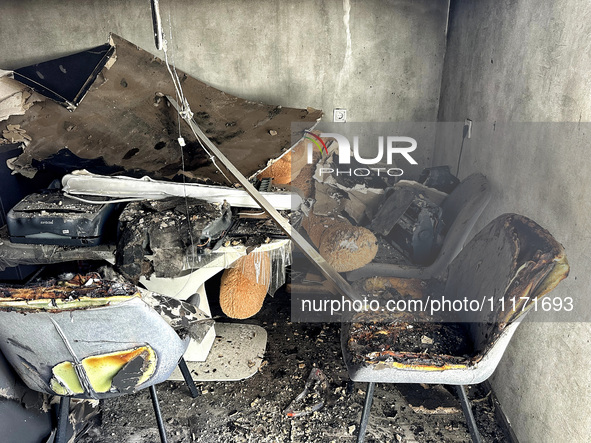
[357, 381, 376, 443]
[455, 385, 483, 443]
[178, 357, 199, 398]
[55, 395, 70, 443]
[150, 385, 168, 443]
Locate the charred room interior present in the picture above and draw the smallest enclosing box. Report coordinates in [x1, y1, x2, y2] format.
[0, 1, 589, 442]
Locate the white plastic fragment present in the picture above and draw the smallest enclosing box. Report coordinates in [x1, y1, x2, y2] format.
[61, 170, 300, 210]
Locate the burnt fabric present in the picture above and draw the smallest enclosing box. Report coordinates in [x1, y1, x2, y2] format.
[346, 214, 569, 370]
[116, 197, 231, 282]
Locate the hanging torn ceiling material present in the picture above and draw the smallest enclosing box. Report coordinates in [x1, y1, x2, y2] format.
[0, 70, 44, 123]
[3, 34, 322, 182]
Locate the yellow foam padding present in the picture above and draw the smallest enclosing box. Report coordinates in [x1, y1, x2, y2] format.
[373, 360, 468, 371]
[51, 361, 84, 395]
[502, 254, 570, 324]
[49, 346, 157, 395]
[82, 346, 157, 393]
[0, 295, 136, 311]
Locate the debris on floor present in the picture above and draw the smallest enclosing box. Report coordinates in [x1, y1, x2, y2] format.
[74, 286, 511, 443]
[116, 197, 231, 282]
[396, 384, 461, 415]
[167, 323, 267, 382]
[284, 367, 328, 418]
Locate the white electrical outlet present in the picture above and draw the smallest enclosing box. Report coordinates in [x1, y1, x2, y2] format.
[333, 108, 347, 123]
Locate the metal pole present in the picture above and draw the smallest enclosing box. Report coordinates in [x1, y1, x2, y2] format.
[55, 396, 70, 443]
[150, 385, 169, 443]
[357, 382, 375, 443]
[167, 96, 362, 304]
[455, 385, 483, 443]
[150, 0, 163, 51]
[178, 357, 199, 398]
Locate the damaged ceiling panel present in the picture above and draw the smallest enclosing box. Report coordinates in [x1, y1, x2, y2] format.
[3, 34, 322, 182]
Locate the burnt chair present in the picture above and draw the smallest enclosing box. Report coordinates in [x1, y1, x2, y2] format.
[347, 173, 491, 282]
[342, 214, 569, 442]
[0, 275, 208, 443]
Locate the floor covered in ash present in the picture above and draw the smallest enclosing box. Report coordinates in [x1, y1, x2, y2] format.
[79, 276, 511, 443]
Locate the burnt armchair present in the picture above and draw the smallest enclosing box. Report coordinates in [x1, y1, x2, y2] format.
[347, 173, 491, 281]
[342, 214, 569, 442]
[0, 275, 207, 443]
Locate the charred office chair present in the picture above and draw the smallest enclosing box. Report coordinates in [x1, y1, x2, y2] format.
[342, 214, 569, 442]
[347, 173, 491, 282]
[0, 275, 207, 443]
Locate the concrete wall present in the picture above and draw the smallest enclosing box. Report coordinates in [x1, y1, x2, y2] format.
[436, 1, 591, 441]
[0, 0, 447, 124]
[5, 1, 590, 441]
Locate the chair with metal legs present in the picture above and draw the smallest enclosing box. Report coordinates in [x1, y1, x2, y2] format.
[0, 275, 206, 443]
[347, 173, 491, 282]
[53, 356, 198, 443]
[342, 214, 569, 442]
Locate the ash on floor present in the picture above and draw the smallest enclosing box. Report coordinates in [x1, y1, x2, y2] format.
[78, 285, 510, 443]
